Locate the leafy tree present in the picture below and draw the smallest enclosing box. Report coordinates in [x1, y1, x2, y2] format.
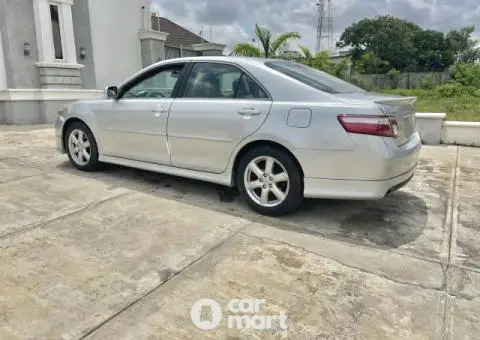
[413, 29, 452, 71]
[232, 24, 300, 58]
[337, 16, 419, 72]
[338, 15, 479, 72]
[446, 26, 480, 63]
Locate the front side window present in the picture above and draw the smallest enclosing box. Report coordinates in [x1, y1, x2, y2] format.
[183, 62, 268, 99]
[265, 60, 365, 94]
[121, 65, 185, 99]
[49, 4, 63, 60]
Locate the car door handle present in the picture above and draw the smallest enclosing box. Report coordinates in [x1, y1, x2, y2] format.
[152, 106, 168, 117]
[237, 108, 261, 116]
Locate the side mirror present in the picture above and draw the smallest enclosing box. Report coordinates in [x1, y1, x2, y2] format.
[105, 86, 118, 99]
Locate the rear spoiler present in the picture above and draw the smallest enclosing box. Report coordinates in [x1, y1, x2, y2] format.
[374, 97, 417, 106]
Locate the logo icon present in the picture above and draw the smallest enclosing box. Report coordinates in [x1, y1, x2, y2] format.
[190, 298, 222, 330]
[191, 297, 288, 336]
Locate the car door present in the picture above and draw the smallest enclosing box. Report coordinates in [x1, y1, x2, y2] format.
[167, 62, 273, 173]
[95, 63, 186, 165]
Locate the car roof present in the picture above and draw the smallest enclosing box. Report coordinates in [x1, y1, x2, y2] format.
[118, 56, 279, 88]
[154, 56, 276, 68]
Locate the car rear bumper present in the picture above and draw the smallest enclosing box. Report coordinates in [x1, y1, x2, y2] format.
[296, 132, 422, 181]
[304, 164, 416, 199]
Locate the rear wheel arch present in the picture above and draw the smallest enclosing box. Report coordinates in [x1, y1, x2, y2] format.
[232, 140, 304, 187]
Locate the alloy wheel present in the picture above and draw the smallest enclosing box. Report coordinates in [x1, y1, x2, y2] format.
[243, 156, 290, 208]
[68, 129, 91, 166]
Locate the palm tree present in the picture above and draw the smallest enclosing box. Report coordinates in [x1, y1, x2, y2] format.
[298, 46, 333, 70]
[232, 24, 301, 58]
[298, 46, 351, 78]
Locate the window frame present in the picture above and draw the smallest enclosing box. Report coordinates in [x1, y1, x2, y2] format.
[117, 62, 189, 100]
[49, 3, 64, 61]
[177, 61, 272, 101]
[33, 0, 78, 65]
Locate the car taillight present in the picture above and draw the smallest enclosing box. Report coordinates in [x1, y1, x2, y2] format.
[337, 114, 399, 138]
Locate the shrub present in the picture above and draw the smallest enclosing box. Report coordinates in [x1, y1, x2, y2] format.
[350, 77, 372, 91]
[436, 83, 466, 97]
[354, 52, 390, 74]
[421, 76, 435, 90]
[387, 68, 401, 88]
[377, 88, 435, 99]
[451, 63, 480, 88]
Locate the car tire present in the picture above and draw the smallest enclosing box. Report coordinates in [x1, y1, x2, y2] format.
[64, 121, 100, 172]
[236, 146, 304, 216]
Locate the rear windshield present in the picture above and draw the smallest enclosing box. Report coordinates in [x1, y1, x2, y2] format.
[265, 60, 365, 94]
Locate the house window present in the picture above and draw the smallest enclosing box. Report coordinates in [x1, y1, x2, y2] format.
[33, 0, 78, 65]
[49, 4, 63, 60]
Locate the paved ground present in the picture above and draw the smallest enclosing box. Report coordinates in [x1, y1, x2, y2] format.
[0, 125, 479, 340]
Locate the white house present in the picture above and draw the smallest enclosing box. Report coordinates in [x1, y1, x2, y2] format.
[0, 0, 225, 124]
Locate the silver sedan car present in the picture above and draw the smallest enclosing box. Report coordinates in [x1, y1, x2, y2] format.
[55, 56, 421, 216]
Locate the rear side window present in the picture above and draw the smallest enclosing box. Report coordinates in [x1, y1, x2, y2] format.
[265, 60, 365, 94]
[234, 73, 269, 99]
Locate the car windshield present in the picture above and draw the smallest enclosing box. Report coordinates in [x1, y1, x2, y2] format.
[265, 60, 365, 94]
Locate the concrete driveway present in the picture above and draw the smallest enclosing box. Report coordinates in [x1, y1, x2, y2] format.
[1, 125, 479, 340]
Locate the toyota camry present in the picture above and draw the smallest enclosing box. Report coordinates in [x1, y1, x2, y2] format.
[55, 56, 421, 216]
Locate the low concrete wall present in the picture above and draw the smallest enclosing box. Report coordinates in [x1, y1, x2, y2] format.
[416, 113, 480, 147]
[441, 121, 480, 147]
[415, 113, 446, 145]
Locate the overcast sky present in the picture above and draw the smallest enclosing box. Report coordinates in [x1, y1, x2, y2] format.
[151, 0, 480, 53]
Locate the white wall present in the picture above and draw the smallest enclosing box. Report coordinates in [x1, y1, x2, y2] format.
[88, 0, 146, 89]
[0, 28, 7, 89]
[442, 122, 480, 147]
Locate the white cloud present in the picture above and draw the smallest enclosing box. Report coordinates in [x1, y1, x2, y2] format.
[151, 0, 480, 52]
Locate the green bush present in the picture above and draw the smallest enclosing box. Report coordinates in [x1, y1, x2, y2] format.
[377, 88, 435, 99]
[436, 83, 466, 97]
[387, 68, 401, 88]
[376, 81, 480, 122]
[421, 76, 435, 90]
[350, 77, 371, 90]
[451, 63, 480, 88]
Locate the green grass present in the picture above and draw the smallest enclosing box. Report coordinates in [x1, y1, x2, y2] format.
[376, 89, 480, 121]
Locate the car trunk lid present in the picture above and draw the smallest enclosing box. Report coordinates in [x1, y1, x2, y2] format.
[334, 92, 417, 145]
